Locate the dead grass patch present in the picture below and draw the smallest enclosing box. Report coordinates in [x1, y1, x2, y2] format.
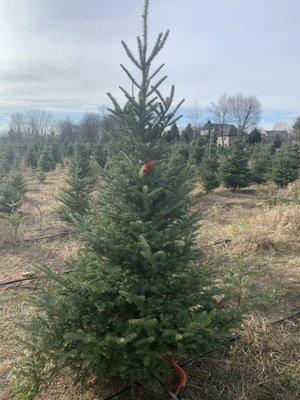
[186, 316, 300, 400]
[227, 204, 300, 253]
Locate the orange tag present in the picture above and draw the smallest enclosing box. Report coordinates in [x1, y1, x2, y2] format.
[140, 160, 156, 176]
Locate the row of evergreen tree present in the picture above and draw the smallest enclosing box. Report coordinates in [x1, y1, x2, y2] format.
[194, 139, 300, 192]
[1, 134, 298, 224]
[0, 141, 107, 176]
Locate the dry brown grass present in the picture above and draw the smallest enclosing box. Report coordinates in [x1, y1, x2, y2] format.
[277, 180, 300, 204]
[187, 316, 299, 400]
[0, 177, 299, 399]
[226, 203, 300, 253]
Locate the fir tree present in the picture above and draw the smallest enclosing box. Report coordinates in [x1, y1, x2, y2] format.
[250, 143, 273, 184]
[49, 142, 62, 165]
[192, 134, 210, 165]
[26, 145, 39, 169]
[0, 145, 15, 174]
[76, 143, 93, 178]
[36, 168, 47, 184]
[164, 123, 180, 142]
[247, 128, 261, 145]
[91, 142, 107, 168]
[38, 148, 55, 172]
[181, 123, 194, 143]
[56, 152, 92, 223]
[0, 179, 23, 215]
[271, 146, 299, 188]
[10, 173, 28, 196]
[16, 2, 242, 398]
[200, 145, 220, 193]
[220, 140, 251, 190]
[284, 143, 300, 170]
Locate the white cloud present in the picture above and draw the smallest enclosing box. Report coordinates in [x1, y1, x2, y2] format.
[0, 0, 299, 124]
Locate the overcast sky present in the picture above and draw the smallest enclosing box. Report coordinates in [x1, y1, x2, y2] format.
[0, 0, 299, 128]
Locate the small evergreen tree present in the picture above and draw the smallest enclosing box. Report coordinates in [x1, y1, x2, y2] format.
[250, 143, 273, 184]
[16, 2, 243, 398]
[192, 134, 210, 165]
[91, 142, 107, 168]
[56, 152, 92, 223]
[36, 168, 47, 184]
[49, 142, 62, 165]
[284, 143, 300, 170]
[38, 148, 55, 172]
[62, 142, 75, 157]
[76, 143, 93, 178]
[181, 123, 194, 143]
[0, 179, 23, 215]
[164, 123, 180, 142]
[247, 128, 261, 145]
[271, 146, 299, 188]
[10, 173, 28, 196]
[26, 145, 39, 169]
[200, 145, 220, 193]
[0, 145, 15, 174]
[220, 140, 251, 190]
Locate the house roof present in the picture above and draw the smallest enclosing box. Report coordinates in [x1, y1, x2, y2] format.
[264, 130, 288, 136]
[201, 121, 237, 136]
[262, 130, 290, 142]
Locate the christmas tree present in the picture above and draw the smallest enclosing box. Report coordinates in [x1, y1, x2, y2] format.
[38, 148, 55, 172]
[15, 2, 241, 398]
[250, 143, 273, 184]
[91, 142, 107, 168]
[35, 168, 47, 184]
[26, 145, 39, 169]
[220, 140, 251, 190]
[0, 177, 24, 215]
[193, 134, 210, 166]
[271, 145, 299, 188]
[49, 142, 62, 165]
[56, 151, 92, 223]
[164, 123, 180, 142]
[75, 143, 93, 178]
[200, 145, 220, 193]
[10, 173, 28, 196]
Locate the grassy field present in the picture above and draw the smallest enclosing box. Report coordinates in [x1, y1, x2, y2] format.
[0, 167, 299, 400]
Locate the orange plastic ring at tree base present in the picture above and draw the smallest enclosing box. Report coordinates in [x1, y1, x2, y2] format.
[161, 354, 187, 397]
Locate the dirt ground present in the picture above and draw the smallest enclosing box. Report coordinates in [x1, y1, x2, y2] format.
[0, 168, 299, 399]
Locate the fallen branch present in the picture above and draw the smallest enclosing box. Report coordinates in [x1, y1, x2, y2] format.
[0, 276, 37, 287]
[203, 238, 232, 248]
[0, 269, 72, 287]
[271, 311, 300, 325]
[21, 229, 72, 243]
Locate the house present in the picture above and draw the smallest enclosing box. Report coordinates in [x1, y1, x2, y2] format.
[261, 130, 290, 146]
[200, 120, 238, 147]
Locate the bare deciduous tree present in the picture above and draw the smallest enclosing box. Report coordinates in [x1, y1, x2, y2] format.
[211, 93, 231, 146]
[7, 110, 52, 141]
[98, 105, 119, 142]
[188, 99, 202, 128]
[57, 118, 78, 142]
[80, 112, 102, 142]
[228, 93, 261, 134]
[26, 110, 52, 139]
[293, 116, 300, 141]
[273, 121, 293, 135]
